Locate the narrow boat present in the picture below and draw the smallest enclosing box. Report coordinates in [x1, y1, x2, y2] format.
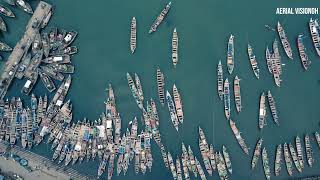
[15, 0, 33, 14]
[262, 148, 271, 180]
[198, 127, 212, 176]
[181, 143, 190, 179]
[209, 144, 216, 171]
[217, 60, 224, 100]
[234, 76, 242, 113]
[223, 78, 231, 119]
[0, 4, 15, 17]
[251, 138, 263, 170]
[247, 44, 260, 79]
[127, 72, 143, 109]
[297, 34, 311, 70]
[195, 157, 207, 180]
[176, 157, 183, 180]
[149, 2, 172, 34]
[295, 136, 304, 170]
[39, 70, 56, 92]
[49, 27, 57, 50]
[267, 90, 279, 125]
[275, 144, 282, 176]
[0, 41, 12, 51]
[173, 84, 183, 124]
[229, 119, 249, 155]
[265, 47, 273, 74]
[134, 73, 144, 102]
[156, 67, 165, 106]
[188, 146, 198, 177]
[315, 132, 320, 150]
[0, 17, 7, 31]
[309, 18, 320, 56]
[277, 22, 293, 59]
[273, 39, 282, 75]
[3, 0, 15, 6]
[166, 91, 179, 131]
[167, 152, 177, 180]
[305, 134, 314, 167]
[258, 92, 266, 130]
[284, 143, 293, 176]
[130, 17, 137, 53]
[289, 143, 302, 173]
[222, 146, 232, 174]
[172, 28, 178, 68]
[227, 35, 234, 74]
[216, 152, 228, 180]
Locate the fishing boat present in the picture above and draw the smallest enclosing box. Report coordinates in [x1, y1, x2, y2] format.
[275, 144, 282, 176]
[247, 44, 260, 79]
[3, 0, 15, 6]
[15, 0, 33, 14]
[0, 17, 7, 32]
[149, 2, 172, 34]
[167, 152, 177, 180]
[227, 35, 234, 74]
[188, 146, 198, 177]
[251, 138, 263, 169]
[130, 17, 137, 53]
[222, 145, 232, 174]
[223, 78, 231, 119]
[166, 91, 179, 131]
[15, 53, 31, 79]
[267, 90, 279, 125]
[0, 41, 12, 51]
[297, 34, 311, 70]
[156, 67, 165, 106]
[172, 28, 178, 68]
[127, 72, 143, 109]
[217, 60, 224, 100]
[0, 4, 15, 17]
[41, 32, 50, 58]
[289, 143, 302, 173]
[295, 136, 304, 170]
[209, 144, 216, 171]
[273, 39, 282, 75]
[32, 32, 42, 54]
[262, 148, 271, 180]
[181, 143, 190, 180]
[173, 84, 183, 124]
[234, 76, 242, 113]
[39, 66, 64, 81]
[176, 157, 183, 180]
[50, 46, 78, 56]
[134, 73, 144, 102]
[305, 134, 314, 167]
[195, 157, 207, 180]
[258, 92, 266, 130]
[61, 30, 78, 49]
[21, 72, 38, 95]
[46, 63, 75, 74]
[42, 55, 71, 64]
[277, 22, 293, 59]
[198, 127, 212, 176]
[229, 119, 249, 155]
[39, 70, 56, 92]
[284, 143, 293, 176]
[309, 18, 320, 56]
[216, 152, 228, 180]
[315, 132, 320, 150]
[265, 47, 273, 74]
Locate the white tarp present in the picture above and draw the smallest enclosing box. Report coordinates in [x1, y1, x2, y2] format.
[24, 80, 31, 88]
[97, 125, 105, 138]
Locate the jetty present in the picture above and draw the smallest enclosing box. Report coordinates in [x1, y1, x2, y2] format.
[0, 141, 91, 180]
[0, 1, 53, 98]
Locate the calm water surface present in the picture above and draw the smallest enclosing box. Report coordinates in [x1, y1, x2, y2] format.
[1, 0, 320, 179]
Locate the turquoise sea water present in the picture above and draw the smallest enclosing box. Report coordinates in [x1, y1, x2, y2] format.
[2, 0, 320, 179]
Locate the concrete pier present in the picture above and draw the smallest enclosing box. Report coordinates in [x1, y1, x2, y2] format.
[0, 1, 52, 98]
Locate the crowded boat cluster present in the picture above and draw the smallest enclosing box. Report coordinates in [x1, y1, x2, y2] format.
[252, 133, 320, 180]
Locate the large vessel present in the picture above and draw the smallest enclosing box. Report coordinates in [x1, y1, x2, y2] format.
[226, 35, 234, 74]
[149, 2, 172, 34]
[258, 92, 266, 130]
[172, 28, 178, 68]
[229, 119, 249, 155]
[289, 143, 302, 173]
[222, 145, 232, 174]
[251, 138, 263, 170]
[15, 0, 33, 14]
[309, 18, 320, 56]
[305, 134, 314, 167]
[130, 17, 137, 53]
[166, 91, 179, 131]
[247, 44, 260, 79]
[156, 67, 165, 106]
[0, 4, 15, 17]
[223, 78, 231, 119]
[284, 143, 293, 176]
[277, 22, 293, 59]
[173, 84, 183, 124]
[295, 136, 304, 170]
[297, 34, 311, 70]
[217, 60, 224, 100]
[267, 90, 279, 125]
[262, 148, 271, 180]
[275, 144, 282, 176]
[234, 76, 242, 113]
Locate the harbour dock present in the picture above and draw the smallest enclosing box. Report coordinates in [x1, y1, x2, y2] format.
[0, 141, 91, 180]
[0, 1, 52, 98]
